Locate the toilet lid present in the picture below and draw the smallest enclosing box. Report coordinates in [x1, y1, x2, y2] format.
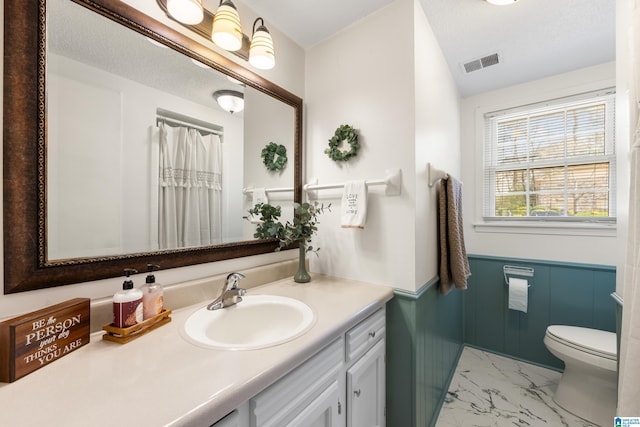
[546, 325, 617, 360]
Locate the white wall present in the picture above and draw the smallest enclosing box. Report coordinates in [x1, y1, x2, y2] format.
[460, 63, 626, 272]
[0, 0, 304, 319]
[305, 0, 461, 292]
[413, 0, 461, 287]
[616, 0, 635, 295]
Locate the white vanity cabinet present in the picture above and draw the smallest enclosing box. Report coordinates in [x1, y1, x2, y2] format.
[345, 308, 386, 427]
[225, 307, 386, 427]
[249, 338, 345, 427]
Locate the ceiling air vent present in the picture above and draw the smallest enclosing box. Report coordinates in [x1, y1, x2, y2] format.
[463, 59, 482, 73]
[462, 52, 501, 74]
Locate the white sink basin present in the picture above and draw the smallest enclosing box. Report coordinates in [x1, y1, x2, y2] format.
[181, 295, 316, 350]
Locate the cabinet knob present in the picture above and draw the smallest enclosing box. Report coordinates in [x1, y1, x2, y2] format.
[354, 389, 361, 397]
[369, 331, 376, 338]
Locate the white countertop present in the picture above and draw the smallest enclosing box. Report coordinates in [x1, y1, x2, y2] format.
[0, 274, 393, 427]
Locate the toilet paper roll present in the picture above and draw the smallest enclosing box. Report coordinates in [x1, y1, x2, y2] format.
[508, 277, 528, 313]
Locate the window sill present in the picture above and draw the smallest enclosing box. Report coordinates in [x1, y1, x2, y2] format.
[473, 220, 616, 237]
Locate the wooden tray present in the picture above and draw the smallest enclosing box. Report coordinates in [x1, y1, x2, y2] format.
[102, 308, 172, 344]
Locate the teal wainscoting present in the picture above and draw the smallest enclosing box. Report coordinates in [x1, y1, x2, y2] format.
[464, 255, 616, 369]
[386, 277, 464, 427]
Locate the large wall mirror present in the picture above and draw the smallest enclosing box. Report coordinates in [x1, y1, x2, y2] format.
[3, 0, 302, 293]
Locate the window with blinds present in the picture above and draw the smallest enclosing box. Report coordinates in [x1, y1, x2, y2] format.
[483, 89, 616, 222]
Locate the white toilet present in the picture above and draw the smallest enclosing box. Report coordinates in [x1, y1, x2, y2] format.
[543, 325, 617, 427]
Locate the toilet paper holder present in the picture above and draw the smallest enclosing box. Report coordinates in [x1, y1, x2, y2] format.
[503, 265, 533, 287]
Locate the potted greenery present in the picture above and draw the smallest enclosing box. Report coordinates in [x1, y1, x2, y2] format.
[248, 202, 330, 283]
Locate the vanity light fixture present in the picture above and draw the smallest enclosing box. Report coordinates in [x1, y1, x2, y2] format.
[485, 0, 520, 4]
[166, 0, 204, 25]
[156, 0, 277, 69]
[214, 90, 244, 114]
[211, 0, 243, 52]
[249, 18, 275, 70]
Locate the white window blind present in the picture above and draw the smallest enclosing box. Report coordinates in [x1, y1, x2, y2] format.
[483, 89, 616, 222]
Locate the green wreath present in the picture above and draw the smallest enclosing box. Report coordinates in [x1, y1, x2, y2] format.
[261, 142, 288, 171]
[325, 124, 359, 162]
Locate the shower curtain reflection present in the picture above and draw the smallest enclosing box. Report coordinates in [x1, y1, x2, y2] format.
[158, 122, 222, 249]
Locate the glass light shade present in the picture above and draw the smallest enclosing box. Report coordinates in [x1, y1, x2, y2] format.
[214, 90, 244, 114]
[249, 27, 275, 70]
[211, 2, 243, 51]
[167, 0, 204, 25]
[485, 0, 519, 4]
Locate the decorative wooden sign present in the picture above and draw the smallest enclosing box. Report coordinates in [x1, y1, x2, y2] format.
[0, 298, 90, 383]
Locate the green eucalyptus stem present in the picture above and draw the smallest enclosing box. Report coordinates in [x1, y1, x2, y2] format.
[246, 201, 331, 255]
[325, 124, 359, 162]
[261, 142, 288, 171]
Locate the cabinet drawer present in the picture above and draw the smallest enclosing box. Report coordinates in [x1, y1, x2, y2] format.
[346, 307, 385, 364]
[250, 337, 344, 427]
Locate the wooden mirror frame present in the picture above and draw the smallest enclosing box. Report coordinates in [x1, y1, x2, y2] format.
[3, 0, 302, 293]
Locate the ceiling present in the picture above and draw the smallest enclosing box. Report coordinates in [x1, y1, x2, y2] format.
[241, 0, 616, 97]
[52, 0, 616, 100]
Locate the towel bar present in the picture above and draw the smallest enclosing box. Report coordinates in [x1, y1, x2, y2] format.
[304, 168, 402, 197]
[428, 163, 449, 187]
[243, 186, 294, 195]
[427, 163, 464, 188]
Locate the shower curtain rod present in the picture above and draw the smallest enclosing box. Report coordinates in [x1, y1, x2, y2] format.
[156, 108, 223, 137]
[156, 116, 223, 137]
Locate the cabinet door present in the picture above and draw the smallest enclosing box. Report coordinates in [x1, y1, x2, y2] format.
[251, 338, 344, 427]
[287, 380, 343, 427]
[347, 339, 385, 427]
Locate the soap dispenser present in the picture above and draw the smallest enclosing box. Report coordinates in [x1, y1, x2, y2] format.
[113, 268, 143, 328]
[141, 264, 164, 320]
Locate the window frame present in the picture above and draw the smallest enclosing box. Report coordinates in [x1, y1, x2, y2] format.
[481, 89, 617, 227]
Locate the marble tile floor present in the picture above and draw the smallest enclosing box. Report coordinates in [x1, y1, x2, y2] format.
[435, 346, 599, 427]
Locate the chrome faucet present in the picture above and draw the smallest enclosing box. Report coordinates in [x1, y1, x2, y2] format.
[207, 272, 247, 310]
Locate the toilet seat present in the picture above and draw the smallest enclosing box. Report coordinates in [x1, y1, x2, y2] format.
[546, 325, 616, 361]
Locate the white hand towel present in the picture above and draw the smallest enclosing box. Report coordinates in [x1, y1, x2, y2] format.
[250, 188, 268, 224]
[341, 180, 367, 229]
[508, 277, 528, 313]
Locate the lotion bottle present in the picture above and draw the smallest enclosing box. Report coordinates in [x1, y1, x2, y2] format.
[141, 264, 164, 320]
[113, 268, 143, 328]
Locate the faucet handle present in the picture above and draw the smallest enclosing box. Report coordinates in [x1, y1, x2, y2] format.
[225, 272, 246, 290]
